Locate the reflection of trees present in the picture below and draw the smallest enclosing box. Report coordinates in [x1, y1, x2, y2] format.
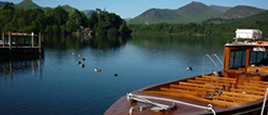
[44, 35, 131, 50]
[89, 35, 131, 50]
[0, 54, 44, 80]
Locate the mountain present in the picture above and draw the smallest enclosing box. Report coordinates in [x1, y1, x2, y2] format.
[128, 2, 266, 25]
[60, 5, 76, 13]
[83, 10, 95, 17]
[209, 5, 231, 13]
[15, 0, 41, 10]
[128, 2, 223, 24]
[0, 1, 6, 8]
[220, 6, 265, 19]
[222, 11, 268, 26]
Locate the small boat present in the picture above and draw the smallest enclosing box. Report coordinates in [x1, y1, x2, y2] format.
[105, 29, 268, 115]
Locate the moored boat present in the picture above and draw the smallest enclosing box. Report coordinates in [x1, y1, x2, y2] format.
[105, 29, 268, 115]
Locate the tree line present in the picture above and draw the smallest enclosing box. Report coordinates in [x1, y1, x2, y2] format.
[0, 3, 132, 36]
[129, 17, 268, 37]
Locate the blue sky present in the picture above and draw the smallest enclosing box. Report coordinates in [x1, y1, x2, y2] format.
[6, 0, 268, 18]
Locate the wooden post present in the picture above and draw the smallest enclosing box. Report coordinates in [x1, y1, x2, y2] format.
[31, 32, 34, 47]
[38, 32, 41, 48]
[2, 32, 4, 47]
[8, 32, 11, 49]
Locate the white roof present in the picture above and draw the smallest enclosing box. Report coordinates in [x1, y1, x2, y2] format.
[235, 29, 262, 34]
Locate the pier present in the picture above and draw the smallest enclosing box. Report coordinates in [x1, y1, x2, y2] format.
[0, 32, 44, 55]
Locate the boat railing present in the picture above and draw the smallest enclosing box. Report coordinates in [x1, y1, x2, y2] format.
[202, 54, 223, 76]
[213, 54, 223, 66]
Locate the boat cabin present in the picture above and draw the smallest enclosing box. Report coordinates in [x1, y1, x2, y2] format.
[223, 29, 268, 82]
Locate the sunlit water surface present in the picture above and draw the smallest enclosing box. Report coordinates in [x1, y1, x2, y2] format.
[0, 35, 231, 114]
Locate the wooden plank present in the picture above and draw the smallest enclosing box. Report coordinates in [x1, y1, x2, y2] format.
[212, 99, 239, 106]
[170, 84, 215, 92]
[236, 85, 267, 91]
[179, 82, 223, 89]
[243, 82, 268, 88]
[188, 79, 232, 87]
[249, 80, 268, 85]
[202, 75, 236, 81]
[230, 88, 265, 95]
[138, 91, 228, 108]
[222, 91, 263, 99]
[160, 87, 206, 96]
[196, 77, 237, 84]
[213, 95, 254, 103]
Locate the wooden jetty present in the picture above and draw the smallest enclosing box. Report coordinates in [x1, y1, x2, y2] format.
[0, 32, 44, 55]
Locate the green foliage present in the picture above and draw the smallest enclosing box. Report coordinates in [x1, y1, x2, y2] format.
[0, 5, 90, 34]
[88, 9, 132, 36]
[0, 6, 131, 36]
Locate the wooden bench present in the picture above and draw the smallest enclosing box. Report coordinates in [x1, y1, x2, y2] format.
[236, 85, 267, 92]
[212, 99, 239, 106]
[170, 84, 216, 92]
[179, 82, 223, 89]
[249, 80, 268, 85]
[196, 77, 237, 84]
[213, 95, 254, 103]
[230, 88, 265, 96]
[160, 87, 207, 96]
[243, 82, 268, 88]
[188, 79, 232, 87]
[138, 90, 228, 108]
[221, 91, 263, 100]
[202, 75, 236, 81]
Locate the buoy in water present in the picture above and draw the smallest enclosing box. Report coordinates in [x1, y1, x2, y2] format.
[70, 52, 74, 55]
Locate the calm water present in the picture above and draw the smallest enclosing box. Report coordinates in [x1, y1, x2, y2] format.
[0, 34, 231, 115]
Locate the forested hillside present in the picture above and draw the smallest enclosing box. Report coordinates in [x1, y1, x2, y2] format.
[0, 3, 131, 36]
[129, 11, 268, 37]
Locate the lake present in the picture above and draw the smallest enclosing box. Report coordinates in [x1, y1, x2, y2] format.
[0, 34, 231, 115]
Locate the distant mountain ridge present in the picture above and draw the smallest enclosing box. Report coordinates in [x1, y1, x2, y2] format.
[15, 0, 41, 10]
[128, 1, 265, 24]
[9, 0, 94, 17]
[220, 6, 264, 19]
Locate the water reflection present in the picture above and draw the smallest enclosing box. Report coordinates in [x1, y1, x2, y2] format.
[44, 35, 131, 50]
[0, 55, 44, 80]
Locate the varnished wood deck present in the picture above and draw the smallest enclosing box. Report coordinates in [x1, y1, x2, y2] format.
[105, 75, 268, 115]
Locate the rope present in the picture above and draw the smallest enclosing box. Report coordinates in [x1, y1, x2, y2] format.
[128, 93, 216, 115]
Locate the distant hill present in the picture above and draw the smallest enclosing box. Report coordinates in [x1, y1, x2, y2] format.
[209, 5, 231, 13]
[83, 10, 95, 17]
[128, 2, 224, 24]
[0, 1, 6, 8]
[15, 0, 41, 10]
[128, 2, 266, 25]
[60, 5, 76, 14]
[222, 11, 268, 26]
[220, 6, 264, 19]
[14, 0, 94, 17]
